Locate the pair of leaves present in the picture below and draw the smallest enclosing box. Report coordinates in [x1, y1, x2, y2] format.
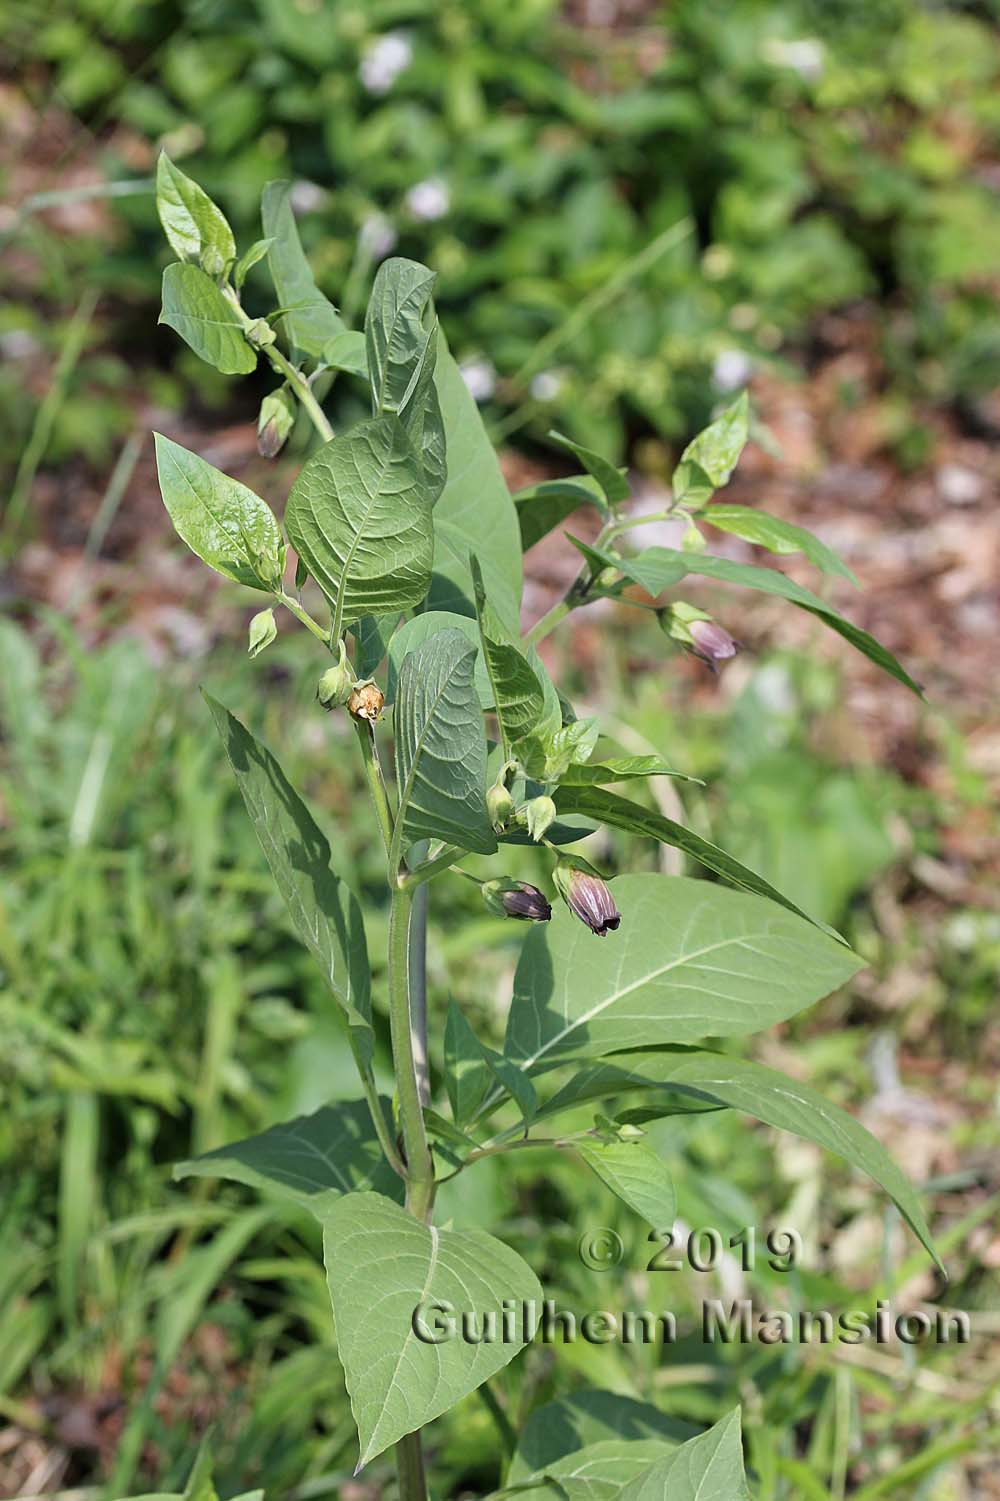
[366, 257, 447, 502]
[153, 434, 283, 590]
[285, 416, 434, 634]
[572, 539, 922, 695]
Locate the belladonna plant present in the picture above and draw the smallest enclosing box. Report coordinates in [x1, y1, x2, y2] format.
[151, 153, 940, 1500]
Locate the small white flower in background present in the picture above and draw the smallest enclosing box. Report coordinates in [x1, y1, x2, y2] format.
[712, 349, 752, 392]
[530, 370, 563, 402]
[937, 464, 982, 507]
[359, 32, 413, 95]
[359, 212, 397, 261]
[289, 180, 326, 214]
[762, 37, 824, 81]
[405, 177, 450, 222]
[459, 357, 497, 403]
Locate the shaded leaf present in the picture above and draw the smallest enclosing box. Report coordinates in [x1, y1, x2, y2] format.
[153, 434, 282, 589]
[322, 329, 369, 377]
[550, 431, 628, 506]
[444, 1002, 493, 1125]
[509, 1390, 694, 1482]
[472, 557, 554, 761]
[494, 1440, 677, 1501]
[159, 264, 256, 375]
[514, 475, 607, 551]
[385, 611, 489, 707]
[366, 257, 446, 501]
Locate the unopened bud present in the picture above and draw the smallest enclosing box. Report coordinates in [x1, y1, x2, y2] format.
[348, 678, 385, 723]
[200, 245, 225, 277]
[486, 781, 515, 831]
[688, 618, 738, 669]
[246, 317, 277, 349]
[617, 1123, 646, 1140]
[553, 855, 621, 937]
[524, 794, 556, 843]
[247, 607, 277, 659]
[317, 641, 353, 710]
[257, 388, 295, 458]
[481, 878, 552, 923]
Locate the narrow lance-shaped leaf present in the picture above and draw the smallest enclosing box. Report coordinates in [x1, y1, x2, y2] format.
[233, 237, 274, 289]
[156, 152, 235, 267]
[204, 695, 373, 1066]
[504, 873, 859, 1070]
[471, 556, 554, 761]
[261, 179, 344, 360]
[704, 503, 859, 585]
[549, 431, 627, 507]
[321, 1191, 543, 1466]
[174, 1098, 402, 1206]
[576, 1139, 676, 1230]
[393, 630, 497, 856]
[159, 264, 256, 375]
[153, 434, 283, 589]
[559, 754, 698, 786]
[284, 415, 433, 634]
[537, 1049, 941, 1270]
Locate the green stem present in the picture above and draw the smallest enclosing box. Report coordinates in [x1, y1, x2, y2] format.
[388, 884, 435, 1220]
[264, 344, 335, 445]
[523, 516, 623, 646]
[354, 720, 395, 862]
[408, 883, 430, 1106]
[395, 1432, 428, 1501]
[276, 590, 330, 644]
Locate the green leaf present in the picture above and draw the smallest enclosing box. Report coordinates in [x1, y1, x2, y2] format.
[550, 431, 628, 506]
[540, 1050, 940, 1269]
[428, 342, 523, 629]
[261, 180, 344, 360]
[444, 1002, 494, 1125]
[350, 612, 398, 679]
[553, 786, 837, 931]
[496, 1440, 679, 1501]
[322, 330, 369, 377]
[385, 611, 490, 708]
[672, 393, 749, 507]
[156, 152, 235, 267]
[618, 1409, 751, 1501]
[576, 1139, 676, 1229]
[173, 1098, 401, 1206]
[575, 542, 921, 696]
[514, 475, 607, 551]
[365, 257, 446, 502]
[559, 755, 697, 786]
[181, 1438, 218, 1501]
[284, 416, 433, 633]
[233, 237, 274, 289]
[393, 630, 497, 855]
[471, 557, 554, 762]
[321, 1190, 542, 1465]
[205, 695, 373, 1065]
[509, 1390, 694, 1482]
[153, 433, 282, 590]
[704, 503, 859, 585]
[504, 873, 860, 1070]
[159, 264, 256, 375]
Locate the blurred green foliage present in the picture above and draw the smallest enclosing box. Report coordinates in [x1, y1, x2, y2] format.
[4, 0, 1000, 473]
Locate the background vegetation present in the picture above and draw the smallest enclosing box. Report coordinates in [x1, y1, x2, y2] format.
[1, 1, 998, 1497]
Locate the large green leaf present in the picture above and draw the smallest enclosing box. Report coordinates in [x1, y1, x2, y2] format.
[173, 1098, 401, 1205]
[577, 1139, 676, 1229]
[385, 612, 489, 708]
[704, 504, 859, 585]
[553, 785, 834, 930]
[539, 1050, 940, 1268]
[159, 264, 256, 375]
[471, 557, 555, 761]
[284, 416, 433, 632]
[156, 153, 235, 267]
[504, 873, 859, 1069]
[393, 630, 496, 855]
[514, 475, 606, 551]
[321, 1191, 542, 1465]
[365, 257, 446, 501]
[205, 696, 372, 1064]
[153, 434, 282, 590]
[427, 343, 522, 629]
[261, 180, 344, 360]
[672, 393, 749, 507]
[573, 541, 921, 696]
[509, 1390, 694, 1481]
[618, 1409, 751, 1501]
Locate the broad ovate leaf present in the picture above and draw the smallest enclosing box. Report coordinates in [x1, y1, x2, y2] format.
[285, 416, 433, 632]
[321, 1191, 542, 1465]
[672, 393, 749, 507]
[156, 152, 235, 267]
[393, 629, 496, 855]
[159, 264, 256, 375]
[385, 611, 489, 707]
[174, 1098, 401, 1206]
[153, 434, 283, 590]
[539, 1050, 940, 1269]
[261, 179, 344, 359]
[618, 1409, 751, 1501]
[577, 1139, 676, 1230]
[366, 257, 446, 501]
[504, 873, 860, 1070]
[205, 696, 373, 1065]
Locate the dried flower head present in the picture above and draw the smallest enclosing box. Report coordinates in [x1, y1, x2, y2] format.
[347, 679, 385, 723]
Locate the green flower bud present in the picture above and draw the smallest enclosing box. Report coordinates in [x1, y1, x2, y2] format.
[200, 245, 226, 277]
[257, 388, 296, 458]
[617, 1123, 646, 1140]
[486, 780, 515, 831]
[246, 317, 277, 349]
[317, 641, 354, 710]
[524, 794, 556, 843]
[247, 607, 277, 659]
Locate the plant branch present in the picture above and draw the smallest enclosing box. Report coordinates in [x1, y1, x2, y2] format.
[276, 590, 330, 644]
[522, 516, 622, 646]
[408, 882, 430, 1107]
[394, 1432, 428, 1501]
[354, 721, 395, 862]
[388, 884, 435, 1220]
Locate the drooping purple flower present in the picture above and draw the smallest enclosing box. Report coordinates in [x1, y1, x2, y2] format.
[553, 857, 621, 937]
[482, 879, 552, 923]
[688, 618, 739, 669]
